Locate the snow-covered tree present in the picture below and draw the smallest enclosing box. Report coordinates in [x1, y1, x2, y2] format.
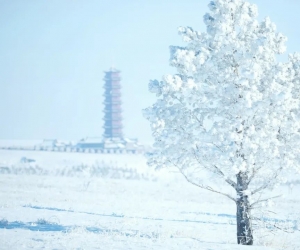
[144, 0, 300, 245]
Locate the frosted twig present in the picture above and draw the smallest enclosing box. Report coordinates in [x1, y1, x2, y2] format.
[174, 164, 236, 202]
[250, 195, 282, 207]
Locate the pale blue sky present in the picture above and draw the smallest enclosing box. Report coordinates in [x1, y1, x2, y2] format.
[1, 0, 300, 143]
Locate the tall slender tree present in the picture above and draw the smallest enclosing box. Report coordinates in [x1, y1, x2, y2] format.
[144, 0, 300, 245]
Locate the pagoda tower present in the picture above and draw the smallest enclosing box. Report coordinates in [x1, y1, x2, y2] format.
[103, 68, 123, 139]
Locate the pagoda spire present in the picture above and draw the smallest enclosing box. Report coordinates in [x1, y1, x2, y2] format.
[103, 68, 123, 139]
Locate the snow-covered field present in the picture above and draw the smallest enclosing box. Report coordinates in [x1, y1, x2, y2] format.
[0, 149, 300, 249]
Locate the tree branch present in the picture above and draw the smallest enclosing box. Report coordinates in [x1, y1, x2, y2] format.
[251, 166, 283, 195]
[212, 165, 237, 190]
[250, 195, 282, 208]
[176, 166, 236, 203]
[192, 146, 237, 190]
[252, 215, 294, 233]
[247, 166, 262, 186]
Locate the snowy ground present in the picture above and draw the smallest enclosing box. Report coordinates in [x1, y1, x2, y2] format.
[1, 148, 300, 249]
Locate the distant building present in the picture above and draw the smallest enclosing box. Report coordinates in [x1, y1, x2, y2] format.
[26, 68, 147, 154]
[75, 68, 145, 154]
[76, 137, 104, 149]
[76, 136, 144, 154]
[35, 139, 71, 151]
[40, 139, 57, 147]
[103, 68, 123, 139]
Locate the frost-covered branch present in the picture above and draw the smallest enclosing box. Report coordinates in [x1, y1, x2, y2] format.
[247, 166, 261, 186]
[251, 166, 283, 195]
[250, 195, 282, 208]
[253, 215, 295, 234]
[213, 165, 237, 190]
[192, 147, 237, 190]
[177, 166, 236, 203]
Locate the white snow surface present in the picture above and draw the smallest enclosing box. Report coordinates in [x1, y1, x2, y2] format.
[0, 149, 300, 249]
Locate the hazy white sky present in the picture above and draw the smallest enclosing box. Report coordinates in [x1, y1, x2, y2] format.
[1, 0, 300, 143]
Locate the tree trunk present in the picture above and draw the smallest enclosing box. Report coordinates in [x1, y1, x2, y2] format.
[236, 172, 253, 245]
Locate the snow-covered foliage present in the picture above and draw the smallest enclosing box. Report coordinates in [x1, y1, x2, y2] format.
[144, 0, 300, 204]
